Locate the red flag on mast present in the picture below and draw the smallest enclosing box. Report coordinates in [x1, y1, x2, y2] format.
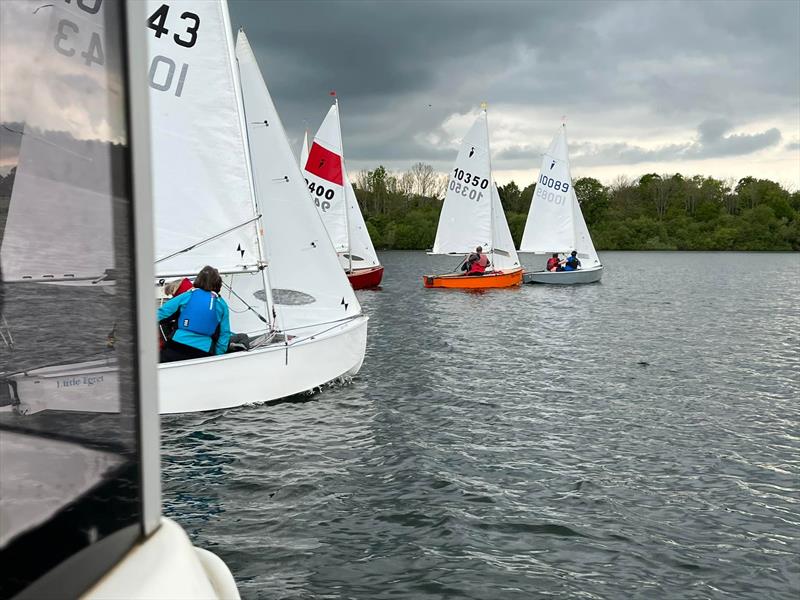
[329, 90, 337, 97]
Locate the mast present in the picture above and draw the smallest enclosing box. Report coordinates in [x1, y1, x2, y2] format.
[334, 96, 353, 274]
[482, 102, 495, 269]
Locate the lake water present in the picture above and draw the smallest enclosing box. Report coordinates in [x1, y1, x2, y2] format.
[161, 251, 799, 599]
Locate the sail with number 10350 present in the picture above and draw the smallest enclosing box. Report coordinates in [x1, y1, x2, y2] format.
[519, 124, 602, 285]
[424, 108, 522, 288]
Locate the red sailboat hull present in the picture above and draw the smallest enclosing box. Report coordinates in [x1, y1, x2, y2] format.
[347, 266, 384, 289]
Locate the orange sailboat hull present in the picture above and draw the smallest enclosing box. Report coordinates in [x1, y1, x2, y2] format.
[422, 268, 523, 289]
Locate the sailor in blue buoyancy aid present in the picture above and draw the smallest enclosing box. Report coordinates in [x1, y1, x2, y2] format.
[157, 266, 231, 363]
[563, 250, 581, 271]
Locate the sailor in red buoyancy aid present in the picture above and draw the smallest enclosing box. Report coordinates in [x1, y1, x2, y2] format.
[546, 253, 560, 272]
[465, 246, 490, 275]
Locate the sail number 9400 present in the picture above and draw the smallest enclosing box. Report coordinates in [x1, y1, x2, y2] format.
[305, 178, 334, 212]
[451, 168, 489, 202]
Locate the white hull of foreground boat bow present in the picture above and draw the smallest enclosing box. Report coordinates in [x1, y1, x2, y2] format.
[522, 264, 603, 285]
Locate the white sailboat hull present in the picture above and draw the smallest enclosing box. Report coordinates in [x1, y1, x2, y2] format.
[4, 316, 367, 415]
[3, 357, 118, 415]
[158, 315, 367, 414]
[523, 265, 603, 285]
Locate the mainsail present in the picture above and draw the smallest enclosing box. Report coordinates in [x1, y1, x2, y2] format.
[519, 125, 600, 266]
[145, 0, 262, 277]
[432, 110, 520, 271]
[303, 103, 380, 269]
[236, 30, 361, 331]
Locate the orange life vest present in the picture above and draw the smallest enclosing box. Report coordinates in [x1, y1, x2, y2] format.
[469, 254, 488, 274]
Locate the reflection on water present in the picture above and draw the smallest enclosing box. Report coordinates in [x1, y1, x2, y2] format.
[161, 251, 800, 599]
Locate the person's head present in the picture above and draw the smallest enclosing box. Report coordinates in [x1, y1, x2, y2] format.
[476, 246, 483, 253]
[195, 265, 222, 293]
[571, 250, 577, 257]
[163, 279, 183, 297]
[552, 253, 558, 259]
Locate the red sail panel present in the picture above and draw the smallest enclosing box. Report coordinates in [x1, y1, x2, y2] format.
[306, 142, 343, 186]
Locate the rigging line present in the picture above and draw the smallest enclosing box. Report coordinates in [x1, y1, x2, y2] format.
[220, 279, 269, 325]
[277, 313, 362, 334]
[155, 215, 262, 264]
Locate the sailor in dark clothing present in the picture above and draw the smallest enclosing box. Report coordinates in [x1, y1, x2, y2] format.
[563, 250, 581, 271]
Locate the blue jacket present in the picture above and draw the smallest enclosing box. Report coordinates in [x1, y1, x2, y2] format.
[158, 290, 231, 355]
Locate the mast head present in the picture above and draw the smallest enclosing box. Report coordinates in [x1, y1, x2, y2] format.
[480, 101, 488, 112]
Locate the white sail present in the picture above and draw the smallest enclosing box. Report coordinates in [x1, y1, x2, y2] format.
[235, 30, 361, 331]
[302, 102, 380, 269]
[1, 1, 119, 283]
[432, 111, 493, 254]
[300, 129, 309, 169]
[343, 175, 380, 268]
[520, 124, 600, 266]
[146, 0, 261, 277]
[302, 104, 349, 253]
[571, 187, 601, 266]
[490, 183, 522, 271]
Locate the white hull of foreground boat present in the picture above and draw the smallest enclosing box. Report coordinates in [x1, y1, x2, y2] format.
[523, 265, 603, 285]
[158, 314, 367, 414]
[4, 316, 367, 415]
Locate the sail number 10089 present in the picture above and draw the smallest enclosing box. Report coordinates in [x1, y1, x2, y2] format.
[536, 174, 570, 205]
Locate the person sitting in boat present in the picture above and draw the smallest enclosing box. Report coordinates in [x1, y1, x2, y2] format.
[159, 277, 194, 350]
[465, 246, 490, 275]
[546, 253, 560, 272]
[563, 250, 581, 271]
[157, 265, 231, 363]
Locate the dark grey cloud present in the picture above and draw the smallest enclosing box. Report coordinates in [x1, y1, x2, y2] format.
[229, 0, 800, 175]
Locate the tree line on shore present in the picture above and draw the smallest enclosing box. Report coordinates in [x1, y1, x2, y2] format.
[352, 164, 800, 251]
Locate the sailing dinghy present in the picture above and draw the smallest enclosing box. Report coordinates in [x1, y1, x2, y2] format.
[3, 1, 368, 415]
[303, 101, 384, 289]
[424, 107, 522, 288]
[519, 124, 603, 284]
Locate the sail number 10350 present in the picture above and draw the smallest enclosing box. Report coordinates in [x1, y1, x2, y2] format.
[451, 168, 489, 202]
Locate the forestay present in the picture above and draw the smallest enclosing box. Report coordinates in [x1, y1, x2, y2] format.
[432, 111, 493, 255]
[236, 30, 360, 331]
[145, 0, 261, 277]
[520, 125, 600, 265]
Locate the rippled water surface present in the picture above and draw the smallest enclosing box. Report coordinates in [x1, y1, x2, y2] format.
[162, 252, 800, 599]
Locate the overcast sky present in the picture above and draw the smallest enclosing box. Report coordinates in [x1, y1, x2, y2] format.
[235, 0, 800, 188]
